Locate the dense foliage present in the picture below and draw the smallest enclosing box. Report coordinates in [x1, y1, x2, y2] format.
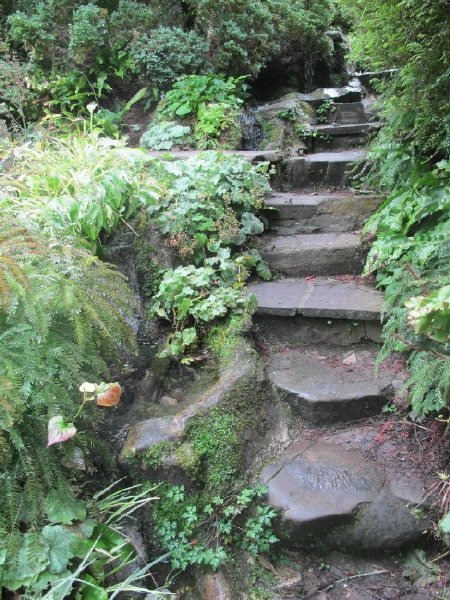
[365, 160, 450, 419]
[0, 131, 167, 595]
[339, 0, 450, 160]
[147, 151, 271, 356]
[0, 0, 338, 132]
[340, 0, 450, 420]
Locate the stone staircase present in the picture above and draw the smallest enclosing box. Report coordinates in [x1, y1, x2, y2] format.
[248, 90, 427, 551]
[125, 85, 427, 554]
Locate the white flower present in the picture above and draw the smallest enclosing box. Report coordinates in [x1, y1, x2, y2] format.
[79, 382, 97, 393]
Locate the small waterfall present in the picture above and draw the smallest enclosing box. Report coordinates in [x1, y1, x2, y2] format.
[238, 111, 263, 150]
[304, 57, 315, 93]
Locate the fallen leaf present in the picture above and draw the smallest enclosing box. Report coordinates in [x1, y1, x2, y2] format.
[96, 382, 122, 406]
[343, 353, 357, 365]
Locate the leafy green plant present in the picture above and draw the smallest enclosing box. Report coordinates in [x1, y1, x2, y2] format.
[295, 123, 330, 142]
[364, 159, 450, 419]
[0, 131, 160, 252]
[316, 99, 336, 124]
[275, 109, 297, 122]
[140, 121, 191, 151]
[129, 27, 210, 92]
[0, 479, 165, 598]
[146, 151, 271, 356]
[151, 265, 256, 357]
[194, 102, 239, 149]
[158, 74, 246, 119]
[152, 483, 278, 571]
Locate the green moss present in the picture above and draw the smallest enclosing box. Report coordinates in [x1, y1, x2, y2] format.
[174, 442, 200, 477]
[142, 440, 176, 468]
[135, 241, 163, 302]
[184, 349, 265, 494]
[206, 312, 249, 367]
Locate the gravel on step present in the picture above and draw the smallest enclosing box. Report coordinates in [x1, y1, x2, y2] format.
[266, 345, 392, 423]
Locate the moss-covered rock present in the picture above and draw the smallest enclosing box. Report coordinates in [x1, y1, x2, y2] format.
[254, 93, 315, 153]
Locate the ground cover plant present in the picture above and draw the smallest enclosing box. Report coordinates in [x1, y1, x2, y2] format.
[146, 151, 272, 356]
[0, 124, 274, 594]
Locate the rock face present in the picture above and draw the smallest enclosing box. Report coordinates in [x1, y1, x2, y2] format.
[261, 439, 427, 550]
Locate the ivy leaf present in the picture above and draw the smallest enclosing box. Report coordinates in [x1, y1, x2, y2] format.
[48, 416, 77, 447]
[46, 490, 87, 524]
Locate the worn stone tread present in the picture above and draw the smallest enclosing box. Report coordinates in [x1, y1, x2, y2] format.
[304, 149, 366, 163]
[266, 346, 392, 423]
[247, 276, 383, 319]
[259, 233, 366, 276]
[313, 122, 380, 135]
[260, 438, 427, 550]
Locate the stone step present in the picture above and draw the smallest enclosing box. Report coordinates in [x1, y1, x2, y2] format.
[266, 191, 383, 233]
[260, 436, 427, 550]
[332, 102, 371, 125]
[259, 232, 366, 276]
[266, 345, 392, 424]
[284, 150, 365, 189]
[249, 277, 382, 346]
[248, 277, 383, 319]
[311, 122, 380, 151]
[314, 122, 380, 136]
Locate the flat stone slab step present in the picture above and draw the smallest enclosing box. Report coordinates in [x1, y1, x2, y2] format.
[285, 150, 365, 189]
[266, 191, 383, 233]
[259, 233, 366, 276]
[267, 345, 392, 423]
[332, 102, 370, 124]
[247, 277, 383, 319]
[314, 122, 380, 136]
[261, 435, 427, 550]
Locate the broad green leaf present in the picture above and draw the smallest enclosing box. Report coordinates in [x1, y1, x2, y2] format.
[46, 490, 87, 524]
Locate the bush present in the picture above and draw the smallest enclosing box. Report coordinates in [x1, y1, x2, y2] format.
[68, 4, 107, 67]
[129, 27, 210, 91]
[109, 0, 155, 51]
[338, 0, 450, 159]
[191, 0, 279, 78]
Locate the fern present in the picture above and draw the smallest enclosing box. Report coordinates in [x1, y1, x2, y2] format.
[0, 219, 138, 549]
[365, 160, 450, 420]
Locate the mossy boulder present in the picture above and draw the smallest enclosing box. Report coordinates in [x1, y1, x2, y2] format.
[254, 93, 315, 153]
[120, 315, 290, 493]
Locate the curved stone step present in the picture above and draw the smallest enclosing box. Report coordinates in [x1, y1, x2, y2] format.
[267, 346, 392, 423]
[247, 277, 383, 319]
[260, 438, 427, 550]
[266, 191, 383, 233]
[259, 232, 366, 276]
[285, 150, 365, 189]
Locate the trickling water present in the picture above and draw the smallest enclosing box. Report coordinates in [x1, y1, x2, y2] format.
[304, 57, 315, 93]
[238, 111, 263, 150]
